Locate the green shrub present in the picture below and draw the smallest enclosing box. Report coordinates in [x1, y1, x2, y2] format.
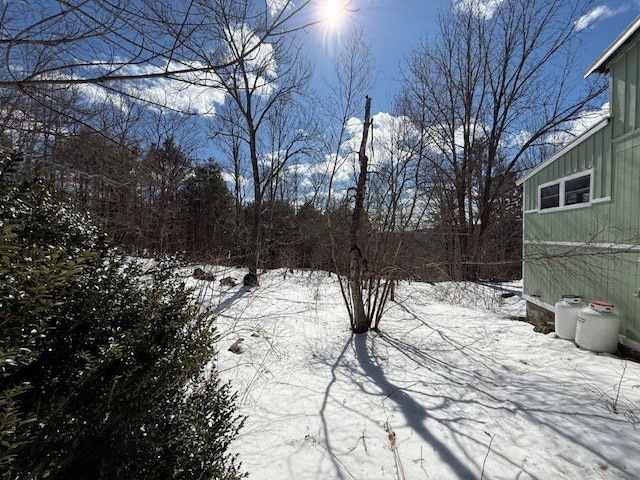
[0, 175, 244, 479]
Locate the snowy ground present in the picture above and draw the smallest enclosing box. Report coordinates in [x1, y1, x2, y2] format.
[187, 267, 640, 480]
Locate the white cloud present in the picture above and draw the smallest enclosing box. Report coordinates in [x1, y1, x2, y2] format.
[266, 0, 291, 17]
[546, 102, 610, 147]
[59, 25, 278, 115]
[80, 59, 227, 115]
[503, 129, 532, 150]
[344, 116, 363, 139]
[421, 120, 488, 156]
[128, 79, 224, 116]
[222, 171, 249, 186]
[315, 152, 354, 186]
[575, 5, 624, 32]
[226, 26, 277, 79]
[79, 82, 130, 112]
[568, 102, 610, 134]
[453, 0, 505, 20]
[223, 25, 278, 98]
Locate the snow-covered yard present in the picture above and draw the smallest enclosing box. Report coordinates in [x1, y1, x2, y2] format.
[189, 268, 640, 480]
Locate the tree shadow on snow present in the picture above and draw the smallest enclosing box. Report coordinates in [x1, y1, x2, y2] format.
[312, 297, 635, 479]
[369, 301, 634, 478]
[212, 286, 252, 316]
[318, 337, 354, 480]
[353, 332, 480, 479]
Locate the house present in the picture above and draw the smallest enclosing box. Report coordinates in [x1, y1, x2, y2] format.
[516, 16, 640, 356]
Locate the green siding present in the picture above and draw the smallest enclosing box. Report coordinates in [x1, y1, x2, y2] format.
[522, 62, 640, 345]
[523, 125, 611, 212]
[522, 125, 640, 343]
[611, 39, 640, 138]
[523, 244, 639, 341]
[522, 28, 640, 345]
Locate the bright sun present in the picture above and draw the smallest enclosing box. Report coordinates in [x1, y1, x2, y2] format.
[322, 0, 345, 30]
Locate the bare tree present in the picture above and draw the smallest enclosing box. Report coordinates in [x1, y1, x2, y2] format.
[213, 106, 250, 262]
[361, 110, 434, 319]
[317, 28, 375, 332]
[399, 0, 606, 280]
[51, 127, 140, 243]
[210, 6, 313, 285]
[319, 29, 374, 207]
[1, 0, 356, 269]
[321, 30, 432, 333]
[348, 95, 373, 333]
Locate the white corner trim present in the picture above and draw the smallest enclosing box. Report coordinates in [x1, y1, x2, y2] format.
[516, 119, 610, 186]
[522, 294, 554, 312]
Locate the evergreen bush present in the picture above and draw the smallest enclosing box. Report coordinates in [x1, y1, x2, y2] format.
[0, 171, 245, 479]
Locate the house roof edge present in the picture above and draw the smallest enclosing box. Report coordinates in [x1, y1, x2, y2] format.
[584, 15, 640, 77]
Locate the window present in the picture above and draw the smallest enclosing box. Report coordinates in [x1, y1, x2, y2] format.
[564, 175, 590, 205]
[540, 183, 560, 209]
[539, 172, 591, 211]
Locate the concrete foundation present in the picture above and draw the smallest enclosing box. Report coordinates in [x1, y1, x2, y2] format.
[525, 301, 555, 334]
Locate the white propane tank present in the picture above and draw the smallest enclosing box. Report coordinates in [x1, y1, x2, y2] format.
[575, 301, 620, 353]
[554, 295, 584, 340]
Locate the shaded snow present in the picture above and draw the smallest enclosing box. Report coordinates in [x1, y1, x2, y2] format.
[189, 268, 640, 480]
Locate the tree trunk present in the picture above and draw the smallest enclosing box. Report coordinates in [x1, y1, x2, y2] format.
[350, 96, 372, 334]
[247, 129, 261, 287]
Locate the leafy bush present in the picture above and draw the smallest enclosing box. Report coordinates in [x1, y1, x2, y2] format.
[0, 175, 245, 479]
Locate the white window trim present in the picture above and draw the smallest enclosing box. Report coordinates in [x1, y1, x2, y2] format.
[524, 239, 640, 251]
[537, 169, 594, 213]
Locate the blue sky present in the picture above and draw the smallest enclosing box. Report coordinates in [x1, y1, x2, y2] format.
[300, 0, 640, 114]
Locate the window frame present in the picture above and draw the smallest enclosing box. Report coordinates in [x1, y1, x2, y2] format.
[537, 169, 593, 212]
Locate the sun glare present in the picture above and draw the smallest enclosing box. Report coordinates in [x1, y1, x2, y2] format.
[322, 0, 345, 30]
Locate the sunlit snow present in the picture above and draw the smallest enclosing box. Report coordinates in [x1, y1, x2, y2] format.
[188, 267, 640, 480]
